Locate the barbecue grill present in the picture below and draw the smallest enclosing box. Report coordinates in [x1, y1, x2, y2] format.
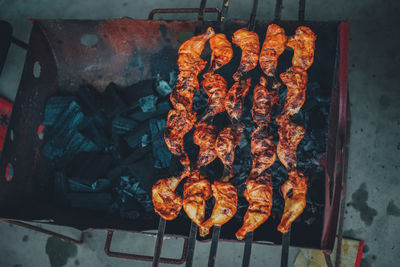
[0, 0, 349, 266]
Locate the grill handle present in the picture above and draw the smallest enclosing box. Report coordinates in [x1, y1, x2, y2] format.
[104, 230, 189, 265]
[148, 8, 221, 20]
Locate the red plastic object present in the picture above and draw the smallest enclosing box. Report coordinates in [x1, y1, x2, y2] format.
[0, 97, 13, 152]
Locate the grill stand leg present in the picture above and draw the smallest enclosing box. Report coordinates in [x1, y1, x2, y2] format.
[280, 229, 291, 267]
[207, 226, 221, 267]
[185, 222, 197, 267]
[242, 231, 254, 267]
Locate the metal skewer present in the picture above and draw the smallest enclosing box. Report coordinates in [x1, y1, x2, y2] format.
[185, 221, 198, 267]
[207, 225, 221, 267]
[280, 228, 291, 267]
[195, 0, 208, 34]
[219, 0, 230, 22]
[152, 218, 166, 267]
[242, 231, 254, 267]
[248, 0, 259, 31]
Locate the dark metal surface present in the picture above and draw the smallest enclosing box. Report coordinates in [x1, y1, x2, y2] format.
[0, 18, 348, 252]
[104, 228, 189, 264]
[242, 231, 253, 267]
[148, 8, 221, 20]
[274, 0, 283, 21]
[153, 218, 167, 267]
[219, 0, 230, 22]
[207, 226, 221, 267]
[248, 0, 259, 31]
[11, 36, 28, 50]
[298, 0, 306, 21]
[3, 219, 85, 244]
[185, 222, 197, 267]
[280, 230, 291, 267]
[324, 253, 334, 267]
[195, 0, 208, 34]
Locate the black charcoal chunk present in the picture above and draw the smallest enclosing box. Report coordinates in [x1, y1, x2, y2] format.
[149, 118, 171, 168]
[43, 96, 76, 126]
[77, 85, 103, 114]
[53, 172, 69, 206]
[112, 115, 139, 134]
[123, 122, 150, 148]
[79, 118, 109, 149]
[68, 193, 115, 213]
[138, 95, 158, 112]
[156, 80, 172, 96]
[117, 79, 156, 107]
[102, 83, 128, 117]
[68, 178, 111, 193]
[128, 100, 170, 122]
[169, 70, 177, 86]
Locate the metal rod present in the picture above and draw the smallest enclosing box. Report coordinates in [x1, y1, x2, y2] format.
[219, 0, 230, 22]
[148, 8, 221, 20]
[274, 0, 283, 21]
[207, 226, 221, 267]
[185, 222, 197, 267]
[298, 0, 306, 21]
[242, 231, 254, 267]
[195, 0, 208, 35]
[11, 36, 28, 50]
[3, 219, 85, 244]
[324, 252, 334, 267]
[152, 218, 166, 267]
[280, 229, 291, 267]
[248, 0, 259, 31]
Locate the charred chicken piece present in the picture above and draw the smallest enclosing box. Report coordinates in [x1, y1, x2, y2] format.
[235, 173, 273, 240]
[200, 73, 228, 122]
[276, 67, 308, 123]
[278, 169, 308, 233]
[177, 27, 216, 75]
[183, 169, 212, 227]
[164, 103, 196, 170]
[259, 24, 287, 77]
[209, 33, 234, 72]
[215, 124, 244, 181]
[199, 181, 238, 237]
[248, 125, 277, 180]
[193, 122, 218, 167]
[152, 175, 185, 220]
[225, 78, 251, 123]
[287, 26, 317, 71]
[252, 77, 280, 126]
[277, 119, 305, 170]
[232, 29, 260, 81]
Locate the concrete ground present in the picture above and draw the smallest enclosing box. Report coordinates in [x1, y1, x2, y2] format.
[0, 0, 399, 266]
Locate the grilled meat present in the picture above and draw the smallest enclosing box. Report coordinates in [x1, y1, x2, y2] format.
[235, 173, 273, 240]
[232, 29, 260, 81]
[177, 27, 215, 75]
[193, 122, 218, 167]
[199, 181, 238, 237]
[248, 125, 276, 180]
[183, 169, 212, 227]
[209, 33, 234, 72]
[252, 77, 279, 126]
[200, 73, 228, 122]
[152, 175, 185, 220]
[277, 119, 306, 170]
[215, 124, 244, 181]
[278, 169, 308, 233]
[164, 103, 196, 170]
[287, 26, 317, 71]
[225, 78, 252, 123]
[276, 67, 308, 123]
[259, 24, 287, 77]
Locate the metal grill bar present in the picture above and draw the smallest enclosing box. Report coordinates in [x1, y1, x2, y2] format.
[274, 0, 283, 21]
[185, 222, 198, 267]
[242, 231, 254, 267]
[248, 0, 259, 31]
[280, 229, 291, 267]
[298, 0, 306, 21]
[148, 8, 221, 20]
[152, 218, 167, 267]
[207, 226, 221, 267]
[195, 0, 208, 34]
[219, 0, 230, 22]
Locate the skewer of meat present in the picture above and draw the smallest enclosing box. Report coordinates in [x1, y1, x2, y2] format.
[209, 33, 233, 72]
[152, 28, 215, 221]
[199, 73, 228, 122]
[276, 26, 316, 233]
[232, 28, 260, 81]
[225, 78, 252, 124]
[236, 77, 278, 240]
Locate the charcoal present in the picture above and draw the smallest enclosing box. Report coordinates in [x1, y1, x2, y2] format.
[149, 118, 171, 168]
[169, 70, 177, 85]
[68, 178, 111, 192]
[123, 122, 150, 148]
[128, 100, 170, 122]
[65, 152, 114, 185]
[115, 175, 153, 213]
[79, 118, 109, 149]
[53, 172, 69, 206]
[46, 100, 83, 136]
[112, 115, 139, 134]
[102, 83, 128, 117]
[155, 80, 172, 96]
[77, 84, 102, 114]
[141, 134, 150, 147]
[42, 96, 76, 126]
[192, 90, 208, 114]
[138, 95, 158, 112]
[68, 193, 115, 213]
[127, 154, 156, 192]
[117, 79, 156, 107]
